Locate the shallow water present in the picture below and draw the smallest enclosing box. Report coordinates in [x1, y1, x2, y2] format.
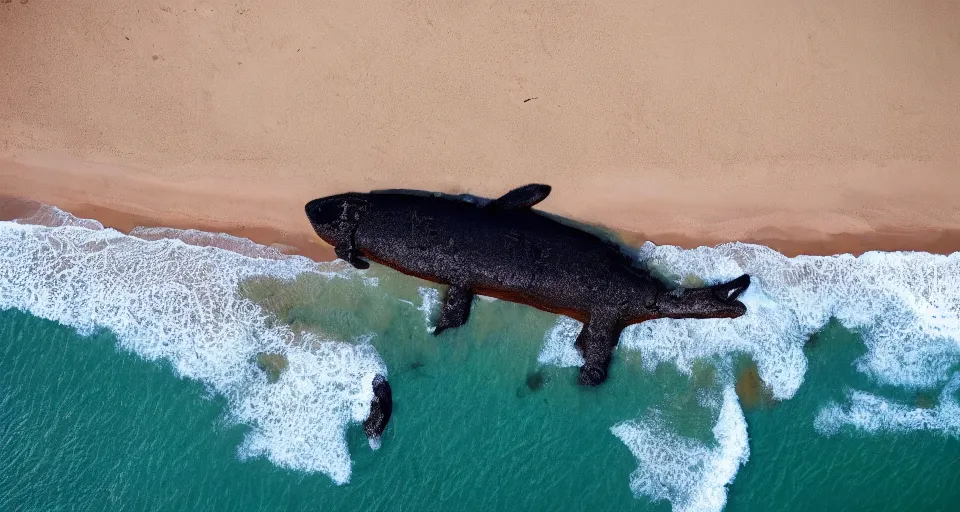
[2, 211, 959, 511]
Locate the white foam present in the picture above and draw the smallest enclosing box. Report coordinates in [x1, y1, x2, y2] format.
[611, 386, 749, 512]
[130, 226, 288, 260]
[0, 219, 385, 485]
[13, 203, 105, 230]
[418, 286, 440, 332]
[537, 315, 584, 367]
[543, 243, 960, 399]
[541, 242, 960, 506]
[237, 341, 386, 481]
[815, 375, 960, 437]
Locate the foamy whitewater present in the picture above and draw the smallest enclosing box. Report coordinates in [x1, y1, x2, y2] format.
[542, 241, 960, 512]
[0, 211, 385, 485]
[815, 373, 960, 437]
[3, 209, 960, 511]
[612, 387, 748, 512]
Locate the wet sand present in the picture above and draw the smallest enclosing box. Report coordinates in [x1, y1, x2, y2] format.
[0, 194, 335, 261]
[3, 154, 960, 260]
[2, 1, 959, 258]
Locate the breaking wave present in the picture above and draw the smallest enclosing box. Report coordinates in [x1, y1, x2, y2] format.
[542, 241, 960, 510]
[418, 286, 440, 332]
[629, 242, 960, 397]
[612, 387, 748, 512]
[538, 316, 585, 368]
[815, 374, 960, 437]
[0, 208, 385, 485]
[6, 205, 960, 506]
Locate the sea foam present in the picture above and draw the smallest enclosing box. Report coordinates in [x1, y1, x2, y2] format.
[418, 286, 440, 332]
[0, 209, 385, 485]
[815, 374, 960, 437]
[542, 241, 960, 401]
[612, 386, 749, 512]
[542, 241, 960, 510]
[6, 206, 960, 501]
[634, 242, 960, 396]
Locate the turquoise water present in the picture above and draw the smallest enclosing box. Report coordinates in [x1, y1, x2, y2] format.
[2, 211, 960, 511]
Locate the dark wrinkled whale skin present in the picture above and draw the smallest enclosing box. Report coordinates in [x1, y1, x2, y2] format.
[363, 374, 392, 443]
[306, 184, 750, 396]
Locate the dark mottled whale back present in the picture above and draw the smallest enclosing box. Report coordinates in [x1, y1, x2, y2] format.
[305, 184, 750, 425]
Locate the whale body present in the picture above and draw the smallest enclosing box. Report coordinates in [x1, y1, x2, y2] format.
[306, 183, 750, 400]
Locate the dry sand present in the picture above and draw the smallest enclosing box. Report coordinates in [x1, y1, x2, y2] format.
[2, 1, 959, 258]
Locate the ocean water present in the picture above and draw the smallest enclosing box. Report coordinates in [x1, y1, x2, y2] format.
[1, 209, 959, 511]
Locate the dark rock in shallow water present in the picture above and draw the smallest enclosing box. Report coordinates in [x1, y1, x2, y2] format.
[915, 392, 936, 410]
[526, 370, 546, 391]
[255, 353, 288, 383]
[363, 374, 392, 446]
[306, 184, 751, 387]
[735, 361, 778, 410]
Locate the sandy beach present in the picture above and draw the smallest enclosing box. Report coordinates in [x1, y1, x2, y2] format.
[2, 0, 959, 258]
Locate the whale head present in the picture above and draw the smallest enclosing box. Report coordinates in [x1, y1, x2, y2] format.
[654, 274, 751, 320]
[304, 193, 370, 246]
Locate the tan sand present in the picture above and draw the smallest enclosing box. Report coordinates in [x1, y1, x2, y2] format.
[2, 1, 959, 258]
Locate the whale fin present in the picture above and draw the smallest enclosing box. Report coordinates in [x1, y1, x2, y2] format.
[574, 311, 623, 386]
[334, 240, 369, 270]
[433, 285, 475, 336]
[488, 184, 552, 210]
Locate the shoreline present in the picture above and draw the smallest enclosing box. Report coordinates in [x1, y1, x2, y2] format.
[4, 152, 960, 260]
[4, 176, 960, 261]
[0, 194, 337, 262]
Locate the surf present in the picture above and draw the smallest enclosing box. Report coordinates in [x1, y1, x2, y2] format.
[542, 240, 960, 511]
[0, 206, 386, 485]
[3, 205, 960, 511]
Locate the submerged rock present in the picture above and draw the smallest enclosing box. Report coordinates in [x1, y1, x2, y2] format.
[681, 273, 707, 288]
[363, 375, 393, 447]
[735, 361, 778, 410]
[915, 392, 937, 410]
[526, 370, 546, 392]
[256, 352, 289, 383]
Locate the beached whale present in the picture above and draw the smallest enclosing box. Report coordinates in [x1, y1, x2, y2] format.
[305, 184, 750, 390]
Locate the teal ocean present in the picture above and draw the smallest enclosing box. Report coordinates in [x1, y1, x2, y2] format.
[2, 208, 959, 511]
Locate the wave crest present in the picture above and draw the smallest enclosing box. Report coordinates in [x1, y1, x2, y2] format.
[612, 386, 749, 512]
[0, 215, 384, 485]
